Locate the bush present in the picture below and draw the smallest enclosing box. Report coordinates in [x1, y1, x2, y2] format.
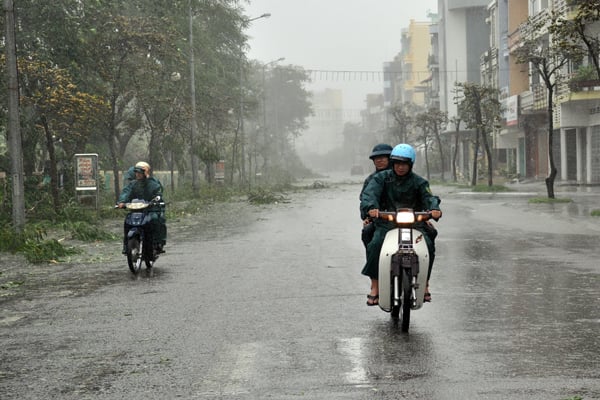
[0, 225, 79, 264]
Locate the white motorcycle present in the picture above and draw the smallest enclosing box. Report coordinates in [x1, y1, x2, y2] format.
[375, 208, 434, 332]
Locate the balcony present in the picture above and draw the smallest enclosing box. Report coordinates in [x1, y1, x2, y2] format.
[519, 90, 533, 113]
[562, 65, 600, 101]
[519, 85, 548, 114]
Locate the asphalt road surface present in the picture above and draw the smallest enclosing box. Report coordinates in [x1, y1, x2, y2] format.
[1, 180, 599, 399]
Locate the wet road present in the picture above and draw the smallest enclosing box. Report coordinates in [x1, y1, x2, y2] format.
[1, 180, 599, 399]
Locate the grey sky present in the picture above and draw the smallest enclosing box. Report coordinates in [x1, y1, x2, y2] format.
[243, 0, 438, 113]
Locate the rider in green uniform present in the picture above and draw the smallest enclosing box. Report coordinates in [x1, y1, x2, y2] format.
[360, 144, 442, 306]
[360, 143, 393, 247]
[117, 161, 166, 253]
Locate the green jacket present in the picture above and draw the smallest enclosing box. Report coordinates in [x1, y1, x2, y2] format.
[360, 169, 440, 218]
[359, 166, 391, 220]
[118, 177, 163, 205]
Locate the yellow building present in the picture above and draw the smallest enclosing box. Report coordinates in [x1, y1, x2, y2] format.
[399, 20, 432, 107]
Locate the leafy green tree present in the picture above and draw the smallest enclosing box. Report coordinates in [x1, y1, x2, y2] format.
[17, 59, 107, 213]
[260, 65, 312, 177]
[552, 0, 600, 80]
[513, 11, 584, 198]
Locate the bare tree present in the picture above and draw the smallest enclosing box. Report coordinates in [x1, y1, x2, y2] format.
[455, 82, 502, 187]
[388, 101, 422, 144]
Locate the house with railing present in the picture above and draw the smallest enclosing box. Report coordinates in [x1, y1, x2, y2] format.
[504, 0, 600, 183]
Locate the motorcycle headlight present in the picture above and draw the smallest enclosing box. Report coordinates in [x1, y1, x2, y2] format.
[395, 211, 415, 224]
[126, 202, 148, 210]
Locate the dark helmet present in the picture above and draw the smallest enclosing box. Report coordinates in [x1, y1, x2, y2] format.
[369, 143, 393, 160]
[390, 143, 416, 166]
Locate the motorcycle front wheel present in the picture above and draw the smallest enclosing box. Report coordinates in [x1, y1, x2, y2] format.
[400, 270, 412, 332]
[391, 270, 412, 332]
[127, 237, 143, 274]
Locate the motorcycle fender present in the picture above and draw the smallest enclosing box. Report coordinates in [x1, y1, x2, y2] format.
[411, 231, 430, 311]
[127, 228, 140, 239]
[378, 228, 430, 312]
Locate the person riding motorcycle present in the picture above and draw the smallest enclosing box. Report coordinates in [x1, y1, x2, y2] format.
[360, 143, 393, 247]
[360, 144, 442, 306]
[117, 161, 167, 254]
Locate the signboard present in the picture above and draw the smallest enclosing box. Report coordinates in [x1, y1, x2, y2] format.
[505, 95, 518, 126]
[75, 153, 98, 190]
[75, 153, 99, 209]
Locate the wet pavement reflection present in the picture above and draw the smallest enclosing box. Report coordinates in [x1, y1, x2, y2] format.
[1, 180, 598, 399]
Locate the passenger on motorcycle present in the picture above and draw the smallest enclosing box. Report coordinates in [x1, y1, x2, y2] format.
[360, 144, 442, 306]
[117, 161, 167, 254]
[360, 143, 393, 248]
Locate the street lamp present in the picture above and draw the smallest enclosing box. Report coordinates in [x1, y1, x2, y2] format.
[261, 58, 285, 176]
[238, 13, 271, 186]
[246, 13, 271, 23]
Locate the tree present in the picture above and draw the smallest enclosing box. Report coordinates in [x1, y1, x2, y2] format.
[513, 11, 584, 198]
[449, 116, 462, 183]
[552, 0, 600, 80]
[415, 108, 448, 181]
[388, 101, 420, 144]
[455, 82, 502, 187]
[3, 0, 25, 231]
[259, 65, 312, 179]
[19, 59, 107, 213]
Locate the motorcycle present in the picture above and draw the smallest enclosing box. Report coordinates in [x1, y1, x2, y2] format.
[117, 196, 165, 274]
[375, 208, 434, 332]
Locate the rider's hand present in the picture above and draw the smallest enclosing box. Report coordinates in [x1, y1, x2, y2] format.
[431, 210, 442, 220]
[363, 218, 371, 226]
[368, 209, 379, 219]
[118, 203, 125, 209]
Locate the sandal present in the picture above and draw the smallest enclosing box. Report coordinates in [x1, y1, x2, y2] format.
[366, 294, 379, 306]
[423, 292, 432, 302]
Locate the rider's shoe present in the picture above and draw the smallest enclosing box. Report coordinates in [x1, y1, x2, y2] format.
[156, 244, 165, 254]
[122, 244, 127, 254]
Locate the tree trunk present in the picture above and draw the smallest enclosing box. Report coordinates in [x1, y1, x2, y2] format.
[480, 128, 494, 186]
[546, 87, 556, 199]
[4, 0, 25, 231]
[424, 140, 431, 181]
[434, 125, 445, 182]
[452, 121, 460, 182]
[41, 116, 61, 214]
[471, 129, 480, 187]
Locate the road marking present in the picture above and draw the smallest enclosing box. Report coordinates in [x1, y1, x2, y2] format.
[339, 337, 371, 387]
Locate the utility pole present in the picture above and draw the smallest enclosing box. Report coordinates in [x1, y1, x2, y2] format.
[189, 0, 199, 195]
[4, 0, 25, 231]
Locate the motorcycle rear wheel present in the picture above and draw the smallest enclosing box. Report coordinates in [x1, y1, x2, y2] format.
[127, 238, 143, 274]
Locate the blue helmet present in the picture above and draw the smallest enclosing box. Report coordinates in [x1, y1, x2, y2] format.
[390, 143, 416, 166]
[369, 143, 393, 159]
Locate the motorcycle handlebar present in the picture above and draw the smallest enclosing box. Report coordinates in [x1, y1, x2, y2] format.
[375, 210, 433, 222]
